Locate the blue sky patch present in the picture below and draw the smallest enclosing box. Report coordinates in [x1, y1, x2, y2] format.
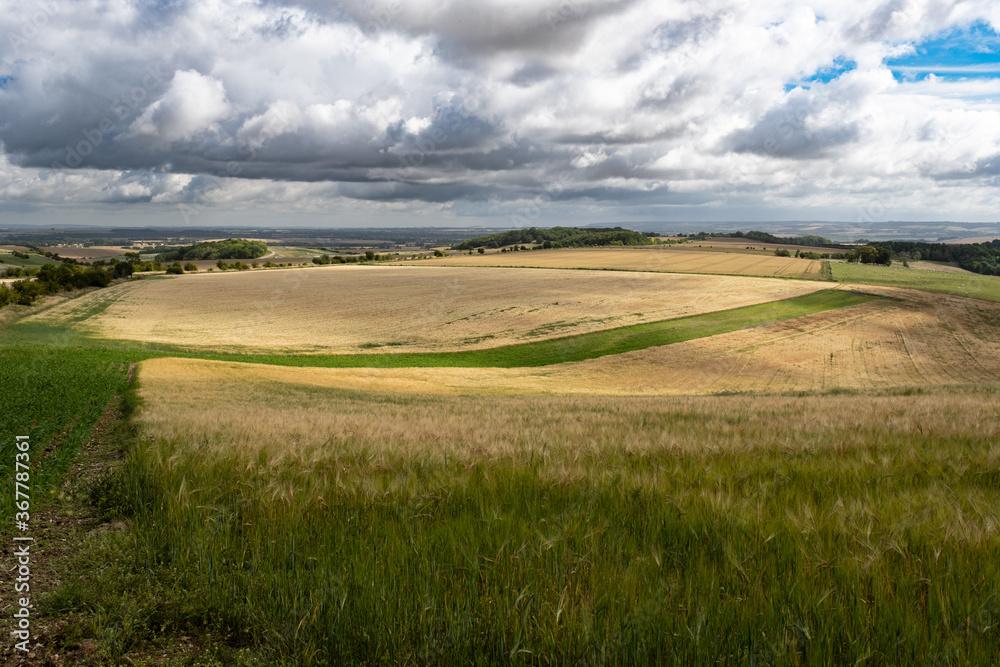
[887, 20, 1000, 81]
[806, 57, 857, 84]
[786, 57, 856, 91]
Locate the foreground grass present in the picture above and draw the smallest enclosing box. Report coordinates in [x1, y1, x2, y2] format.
[55, 377, 1000, 665]
[832, 261, 1000, 302]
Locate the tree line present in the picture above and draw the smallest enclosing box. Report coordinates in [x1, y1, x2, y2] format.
[867, 240, 1000, 275]
[155, 239, 268, 261]
[451, 226, 655, 251]
[0, 260, 133, 308]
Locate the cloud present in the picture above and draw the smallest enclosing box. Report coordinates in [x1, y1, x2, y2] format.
[0, 0, 999, 226]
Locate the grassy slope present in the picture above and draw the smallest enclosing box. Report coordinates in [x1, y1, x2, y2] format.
[832, 260, 1000, 302]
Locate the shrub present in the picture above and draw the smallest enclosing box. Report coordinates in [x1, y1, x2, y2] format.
[184, 263, 198, 272]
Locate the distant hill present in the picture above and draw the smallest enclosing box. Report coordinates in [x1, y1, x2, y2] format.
[451, 226, 654, 250]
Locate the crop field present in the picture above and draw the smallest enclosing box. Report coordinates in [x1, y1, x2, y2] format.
[75, 364, 996, 665]
[831, 260, 1000, 302]
[0, 252, 58, 268]
[671, 237, 840, 255]
[909, 260, 973, 274]
[42, 245, 129, 259]
[138, 285, 1000, 397]
[21, 265, 829, 353]
[400, 247, 824, 279]
[266, 244, 328, 258]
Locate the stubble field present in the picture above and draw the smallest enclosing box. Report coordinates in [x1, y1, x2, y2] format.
[400, 247, 824, 278]
[138, 284, 1000, 396]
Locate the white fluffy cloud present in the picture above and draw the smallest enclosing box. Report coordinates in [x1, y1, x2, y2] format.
[124, 70, 230, 144]
[0, 0, 999, 226]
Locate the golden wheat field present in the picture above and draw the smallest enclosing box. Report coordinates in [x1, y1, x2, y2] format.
[137, 356, 1000, 466]
[139, 284, 1000, 396]
[401, 247, 823, 278]
[22, 265, 828, 353]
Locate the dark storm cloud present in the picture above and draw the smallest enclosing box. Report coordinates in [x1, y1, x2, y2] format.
[724, 90, 862, 159]
[289, 0, 640, 60]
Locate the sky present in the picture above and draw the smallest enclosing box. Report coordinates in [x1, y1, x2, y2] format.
[1, 0, 1000, 229]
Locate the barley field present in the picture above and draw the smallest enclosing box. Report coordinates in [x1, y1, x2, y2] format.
[400, 247, 824, 278]
[88, 365, 1000, 665]
[21, 265, 828, 353]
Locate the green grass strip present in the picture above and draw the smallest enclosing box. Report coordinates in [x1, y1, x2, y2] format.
[192, 289, 876, 368]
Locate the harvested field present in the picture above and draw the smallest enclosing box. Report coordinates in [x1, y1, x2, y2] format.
[142, 285, 1000, 395]
[671, 237, 841, 255]
[21, 265, 829, 353]
[42, 245, 128, 259]
[908, 260, 974, 274]
[399, 247, 823, 278]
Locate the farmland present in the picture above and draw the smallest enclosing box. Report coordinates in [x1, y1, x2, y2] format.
[400, 247, 824, 279]
[669, 236, 842, 255]
[40, 245, 129, 259]
[22, 266, 830, 354]
[3, 240, 1000, 665]
[0, 251, 58, 268]
[140, 284, 999, 396]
